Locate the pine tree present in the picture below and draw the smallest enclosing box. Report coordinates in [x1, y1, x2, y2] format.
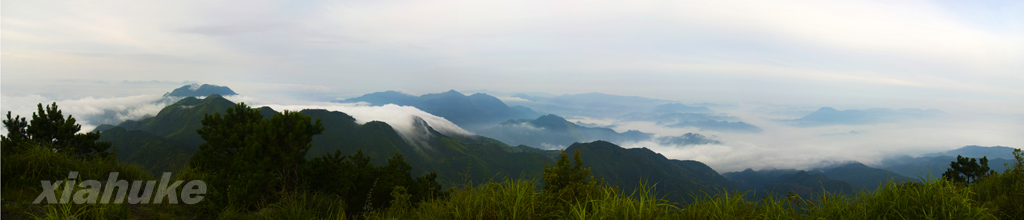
[942, 155, 993, 184]
[2, 102, 111, 157]
[189, 102, 325, 209]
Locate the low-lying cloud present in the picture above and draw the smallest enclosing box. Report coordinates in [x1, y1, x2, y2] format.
[231, 98, 473, 150]
[1, 93, 180, 134]
[607, 104, 1024, 172]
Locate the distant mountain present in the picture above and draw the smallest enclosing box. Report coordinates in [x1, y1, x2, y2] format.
[652, 103, 713, 114]
[478, 114, 718, 149]
[819, 162, 915, 190]
[620, 111, 761, 133]
[341, 91, 421, 106]
[338, 90, 540, 130]
[96, 94, 236, 147]
[511, 92, 675, 118]
[292, 109, 556, 185]
[723, 168, 857, 200]
[665, 120, 763, 133]
[96, 94, 740, 200]
[97, 94, 556, 186]
[923, 145, 1017, 160]
[655, 133, 721, 146]
[783, 107, 945, 126]
[164, 84, 237, 97]
[634, 112, 737, 124]
[878, 145, 1016, 178]
[565, 141, 732, 202]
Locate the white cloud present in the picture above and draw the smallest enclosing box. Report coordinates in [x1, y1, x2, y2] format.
[0, 94, 178, 134]
[496, 96, 530, 103]
[610, 104, 1024, 172]
[237, 100, 473, 150]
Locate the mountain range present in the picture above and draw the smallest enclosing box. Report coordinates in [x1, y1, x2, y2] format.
[95, 89, 736, 200]
[567, 141, 733, 202]
[164, 84, 237, 97]
[509, 92, 675, 119]
[724, 168, 857, 200]
[619, 107, 762, 133]
[90, 85, 1014, 203]
[337, 90, 540, 130]
[479, 114, 719, 149]
[784, 107, 946, 126]
[879, 146, 1016, 178]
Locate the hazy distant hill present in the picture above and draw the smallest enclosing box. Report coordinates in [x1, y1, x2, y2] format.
[511, 92, 675, 118]
[784, 107, 945, 126]
[724, 168, 857, 200]
[665, 120, 763, 133]
[923, 145, 1017, 160]
[652, 103, 713, 114]
[164, 84, 237, 97]
[479, 114, 649, 149]
[565, 141, 732, 202]
[479, 114, 718, 149]
[620, 110, 761, 133]
[338, 90, 540, 130]
[878, 145, 1015, 178]
[819, 162, 915, 190]
[724, 161, 919, 200]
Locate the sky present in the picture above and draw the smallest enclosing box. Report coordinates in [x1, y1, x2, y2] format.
[2, 0, 1023, 171]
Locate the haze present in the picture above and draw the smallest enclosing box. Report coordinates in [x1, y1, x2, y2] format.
[3, 0, 1023, 171]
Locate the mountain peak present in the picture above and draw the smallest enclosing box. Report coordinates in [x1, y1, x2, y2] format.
[817, 107, 838, 112]
[536, 114, 566, 121]
[165, 84, 237, 97]
[529, 114, 571, 130]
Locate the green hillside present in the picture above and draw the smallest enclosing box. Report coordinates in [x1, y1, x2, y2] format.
[338, 90, 540, 130]
[97, 95, 556, 186]
[97, 127, 195, 175]
[95, 95, 734, 199]
[565, 140, 733, 202]
[296, 108, 556, 186]
[823, 162, 916, 190]
[104, 94, 235, 147]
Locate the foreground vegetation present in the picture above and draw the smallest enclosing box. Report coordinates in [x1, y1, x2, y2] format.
[3, 103, 1022, 219]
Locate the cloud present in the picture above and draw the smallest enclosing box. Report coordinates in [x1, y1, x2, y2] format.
[496, 96, 530, 103]
[609, 104, 1024, 172]
[1, 94, 179, 134]
[4, 0, 1021, 110]
[232, 98, 473, 150]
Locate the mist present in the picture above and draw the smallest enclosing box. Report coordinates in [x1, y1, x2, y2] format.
[0, 93, 181, 134]
[604, 104, 1024, 172]
[223, 95, 473, 150]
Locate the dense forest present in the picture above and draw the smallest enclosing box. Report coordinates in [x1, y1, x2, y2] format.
[3, 100, 1022, 219]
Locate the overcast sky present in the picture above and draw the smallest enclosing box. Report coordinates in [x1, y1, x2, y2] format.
[4, 0, 1022, 114]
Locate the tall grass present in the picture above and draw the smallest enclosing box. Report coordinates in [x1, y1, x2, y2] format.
[377, 179, 544, 220]
[364, 177, 1006, 220]
[2, 144, 150, 220]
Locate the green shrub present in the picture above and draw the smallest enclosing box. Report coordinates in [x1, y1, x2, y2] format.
[971, 148, 1024, 219]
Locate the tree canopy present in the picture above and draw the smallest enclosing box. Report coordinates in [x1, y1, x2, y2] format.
[943, 155, 994, 184]
[2, 102, 111, 157]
